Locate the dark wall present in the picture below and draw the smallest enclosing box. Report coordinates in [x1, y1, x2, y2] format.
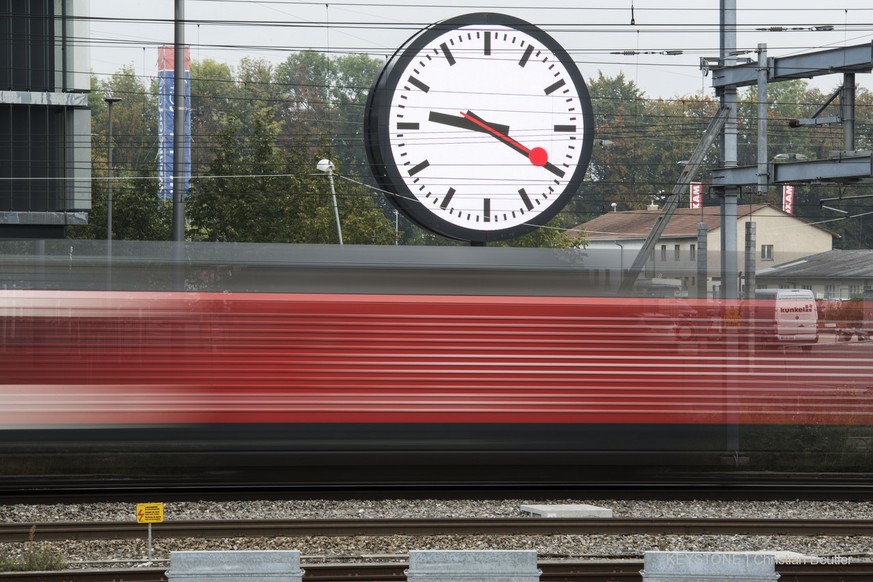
[0, 105, 65, 213]
[1, 0, 56, 92]
[0, 1, 67, 227]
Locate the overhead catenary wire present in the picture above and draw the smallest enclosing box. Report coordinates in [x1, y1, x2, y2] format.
[10, 5, 873, 232]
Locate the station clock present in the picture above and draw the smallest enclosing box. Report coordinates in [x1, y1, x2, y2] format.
[365, 12, 595, 242]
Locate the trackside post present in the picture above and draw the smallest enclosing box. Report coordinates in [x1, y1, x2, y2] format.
[136, 502, 164, 563]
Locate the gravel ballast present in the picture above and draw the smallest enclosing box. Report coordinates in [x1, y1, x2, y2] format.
[1, 498, 872, 569]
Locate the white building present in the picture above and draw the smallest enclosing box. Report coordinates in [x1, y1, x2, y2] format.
[570, 204, 834, 297]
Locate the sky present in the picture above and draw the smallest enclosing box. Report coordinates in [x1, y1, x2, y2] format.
[87, 0, 873, 99]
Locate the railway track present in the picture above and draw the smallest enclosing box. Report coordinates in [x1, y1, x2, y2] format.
[2, 561, 872, 582]
[5, 517, 873, 542]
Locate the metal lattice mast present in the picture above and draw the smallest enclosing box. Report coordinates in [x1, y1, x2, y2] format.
[618, 106, 730, 295]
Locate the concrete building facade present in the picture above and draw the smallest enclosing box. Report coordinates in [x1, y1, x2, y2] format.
[1, 0, 91, 239]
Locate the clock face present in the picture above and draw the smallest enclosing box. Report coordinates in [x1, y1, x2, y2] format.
[365, 13, 594, 242]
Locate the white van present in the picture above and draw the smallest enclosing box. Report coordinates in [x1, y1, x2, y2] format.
[753, 289, 819, 349]
[862, 289, 873, 341]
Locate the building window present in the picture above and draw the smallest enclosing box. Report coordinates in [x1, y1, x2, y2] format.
[689, 244, 696, 261]
[761, 244, 774, 261]
[661, 245, 667, 261]
[674, 244, 681, 261]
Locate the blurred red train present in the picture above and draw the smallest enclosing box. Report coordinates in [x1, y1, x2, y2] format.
[2, 289, 872, 486]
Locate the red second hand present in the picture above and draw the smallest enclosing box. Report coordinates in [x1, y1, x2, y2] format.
[460, 111, 549, 167]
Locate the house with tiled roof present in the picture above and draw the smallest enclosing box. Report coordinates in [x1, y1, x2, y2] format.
[569, 204, 833, 297]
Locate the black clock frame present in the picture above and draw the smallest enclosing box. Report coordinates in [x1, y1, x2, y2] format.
[364, 12, 595, 243]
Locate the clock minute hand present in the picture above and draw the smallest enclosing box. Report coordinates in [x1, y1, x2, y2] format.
[461, 111, 565, 178]
[428, 111, 509, 136]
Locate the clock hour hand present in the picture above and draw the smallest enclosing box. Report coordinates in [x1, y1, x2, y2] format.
[460, 111, 565, 178]
[428, 111, 510, 136]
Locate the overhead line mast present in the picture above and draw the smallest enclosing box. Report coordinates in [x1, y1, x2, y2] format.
[617, 106, 730, 296]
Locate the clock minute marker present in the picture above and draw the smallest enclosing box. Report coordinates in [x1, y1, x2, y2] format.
[543, 162, 565, 178]
[518, 45, 535, 67]
[408, 76, 430, 93]
[518, 188, 534, 211]
[440, 187, 456, 210]
[408, 160, 430, 176]
[440, 42, 456, 65]
[544, 78, 566, 95]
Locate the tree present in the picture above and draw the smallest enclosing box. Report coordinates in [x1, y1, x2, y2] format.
[273, 51, 384, 177]
[497, 217, 587, 249]
[581, 72, 647, 213]
[575, 72, 718, 223]
[236, 58, 283, 119]
[86, 60, 873, 251]
[189, 59, 237, 174]
[186, 109, 278, 242]
[70, 68, 167, 241]
[186, 105, 396, 244]
[328, 53, 384, 177]
[733, 78, 873, 250]
[89, 65, 159, 173]
[274, 50, 330, 137]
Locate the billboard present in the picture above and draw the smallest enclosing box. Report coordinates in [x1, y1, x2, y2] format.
[782, 185, 795, 215]
[689, 182, 702, 209]
[158, 46, 191, 200]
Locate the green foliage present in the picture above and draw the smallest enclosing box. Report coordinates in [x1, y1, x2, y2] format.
[577, 72, 719, 223]
[186, 105, 396, 244]
[735, 79, 873, 249]
[186, 108, 286, 242]
[75, 67, 168, 241]
[189, 58, 236, 172]
[495, 216, 587, 249]
[0, 551, 66, 572]
[0, 527, 66, 572]
[84, 56, 873, 249]
[90, 65, 159, 172]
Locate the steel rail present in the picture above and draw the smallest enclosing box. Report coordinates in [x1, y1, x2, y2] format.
[5, 517, 873, 542]
[2, 561, 873, 582]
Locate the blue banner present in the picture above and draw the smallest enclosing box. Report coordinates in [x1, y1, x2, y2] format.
[158, 66, 191, 200]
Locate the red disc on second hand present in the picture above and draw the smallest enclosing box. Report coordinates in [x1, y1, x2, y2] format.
[529, 147, 548, 167]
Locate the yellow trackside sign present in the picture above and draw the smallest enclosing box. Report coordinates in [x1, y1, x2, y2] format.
[136, 502, 164, 524]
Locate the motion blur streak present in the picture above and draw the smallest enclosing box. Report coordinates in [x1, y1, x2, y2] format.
[2, 290, 871, 427]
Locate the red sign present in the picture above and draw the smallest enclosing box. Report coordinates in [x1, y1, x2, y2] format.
[782, 185, 795, 214]
[690, 182, 702, 209]
[158, 46, 190, 72]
